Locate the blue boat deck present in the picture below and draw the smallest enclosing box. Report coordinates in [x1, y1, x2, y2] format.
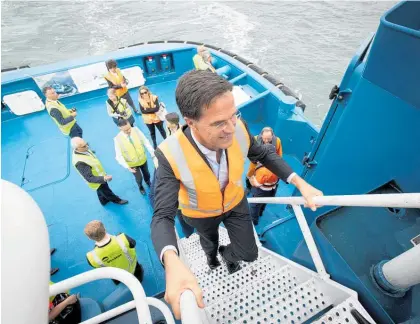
[1, 79, 303, 302]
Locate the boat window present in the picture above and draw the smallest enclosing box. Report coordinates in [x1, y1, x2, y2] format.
[2, 90, 45, 115]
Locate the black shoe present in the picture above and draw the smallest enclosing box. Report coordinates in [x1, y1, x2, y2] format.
[206, 254, 221, 270]
[50, 248, 57, 256]
[140, 187, 146, 195]
[219, 246, 241, 274]
[50, 268, 59, 275]
[100, 200, 109, 206]
[115, 199, 129, 205]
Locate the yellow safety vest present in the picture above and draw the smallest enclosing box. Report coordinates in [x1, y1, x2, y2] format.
[49, 281, 70, 303]
[159, 120, 250, 218]
[86, 234, 137, 274]
[107, 98, 132, 119]
[72, 150, 106, 190]
[105, 69, 128, 97]
[45, 100, 76, 136]
[115, 128, 147, 167]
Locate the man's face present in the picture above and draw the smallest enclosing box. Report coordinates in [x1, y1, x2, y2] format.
[167, 122, 178, 132]
[110, 67, 117, 73]
[261, 130, 273, 144]
[120, 123, 132, 135]
[46, 88, 59, 100]
[186, 91, 238, 151]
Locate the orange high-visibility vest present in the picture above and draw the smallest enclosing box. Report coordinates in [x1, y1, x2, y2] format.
[254, 165, 279, 188]
[105, 68, 128, 97]
[159, 120, 250, 218]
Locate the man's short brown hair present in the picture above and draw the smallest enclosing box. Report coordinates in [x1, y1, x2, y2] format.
[84, 220, 106, 241]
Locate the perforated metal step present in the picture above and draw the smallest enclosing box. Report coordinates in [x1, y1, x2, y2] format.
[312, 298, 374, 324]
[179, 228, 231, 266]
[205, 265, 308, 323]
[177, 226, 376, 324]
[233, 278, 333, 324]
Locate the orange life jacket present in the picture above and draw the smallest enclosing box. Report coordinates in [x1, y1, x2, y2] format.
[159, 120, 250, 218]
[105, 68, 128, 97]
[254, 165, 279, 189]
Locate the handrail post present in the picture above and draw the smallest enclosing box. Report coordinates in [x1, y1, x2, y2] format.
[180, 289, 203, 323]
[292, 205, 329, 279]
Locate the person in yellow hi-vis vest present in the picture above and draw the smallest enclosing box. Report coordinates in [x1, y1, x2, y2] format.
[71, 137, 128, 206]
[193, 45, 216, 72]
[43, 86, 83, 138]
[114, 118, 157, 195]
[104, 59, 137, 112]
[84, 220, 144, 284]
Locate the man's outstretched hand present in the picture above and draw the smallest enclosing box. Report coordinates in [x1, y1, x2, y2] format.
[163, 250, 205, 319]
[291, 175, 323, 211]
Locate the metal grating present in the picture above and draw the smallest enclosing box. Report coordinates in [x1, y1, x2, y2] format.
[202, 256, 276, 305]
[205, 265, 309, 323]
[233, 279, 332, 324]
[179, 228, 231, 265]
[191, 254, 263, 289]
[312, 298, 376, 324]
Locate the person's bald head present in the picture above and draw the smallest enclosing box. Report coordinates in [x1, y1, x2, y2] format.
[261, 127, 274, 144]
[71, 137, 88, 152]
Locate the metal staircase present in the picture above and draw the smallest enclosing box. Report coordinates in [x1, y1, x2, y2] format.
[178, 223, 375, 324]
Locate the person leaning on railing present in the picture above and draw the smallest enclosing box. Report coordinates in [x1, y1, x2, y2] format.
[150, 70, 323, 319]
[193, 45, 216, 72]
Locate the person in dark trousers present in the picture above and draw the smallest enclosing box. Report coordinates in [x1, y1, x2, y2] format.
[71, 137, 128, 206]
[106, 88, 136, 127]
[114, 119, 157, 195]
[104, 59, 137, 112]
[248, 145, 280, 225]
[150, 70, 324, 319]
[43, 87, 83, 138]
[138, 86, 167, 149]
[84, 220, 144, 284]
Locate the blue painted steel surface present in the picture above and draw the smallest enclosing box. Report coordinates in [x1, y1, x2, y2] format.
[1, 2, 417, 322]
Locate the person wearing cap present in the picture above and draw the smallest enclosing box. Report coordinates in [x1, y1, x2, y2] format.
[193, 46, 216, 72]
[104, 59, 138, 113]
[84, 220, 144, 284]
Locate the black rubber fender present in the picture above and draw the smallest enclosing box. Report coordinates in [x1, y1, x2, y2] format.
[166, 40, 185, 44]
[248, 64, 267, 75]
[127, 42, 144, 48]
[220, 49, 238, 57]
[204, 44, 221, 51]
[186, 41, 204, 45]
[147, 40, 165, 44]
[263, 74, 283, 87]
[296, 100, 306, 112]
[234, 56, 253, 66]
[278, 84, 299, 100]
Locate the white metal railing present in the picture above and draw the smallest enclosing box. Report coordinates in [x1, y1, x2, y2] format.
[49, 267, 175, 324]
[247, 193, 420, 279]
[176, 193, 420, 323]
